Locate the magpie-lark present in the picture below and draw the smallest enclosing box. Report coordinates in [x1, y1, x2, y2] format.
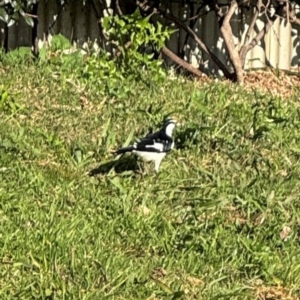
[114, 118, 177, 172]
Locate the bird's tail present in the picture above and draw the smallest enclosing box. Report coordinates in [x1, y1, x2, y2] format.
[113, 146, 134, 155]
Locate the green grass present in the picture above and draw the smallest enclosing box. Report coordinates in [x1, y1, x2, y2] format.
[1, 53, 300, 299]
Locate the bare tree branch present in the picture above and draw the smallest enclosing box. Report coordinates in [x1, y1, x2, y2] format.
[242, 0, 262, 47]
[113, 38, 204, 78]
[116, 0, 123, 16]
[162, 46, 206, 78]
[284, 2, 300, 26]
[219, 1, 244, 82]
[239, 2, 283, 68]
[181, 3, 206, 57]
[47, 1, 66, 35]
[136, 0, 233, 79]
[210, 0, 224, 21]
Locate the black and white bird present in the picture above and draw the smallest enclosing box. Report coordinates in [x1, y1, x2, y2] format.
[114, 118, 178, 172]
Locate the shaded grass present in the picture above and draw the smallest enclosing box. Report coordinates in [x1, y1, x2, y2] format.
[1, 57, 300, 299]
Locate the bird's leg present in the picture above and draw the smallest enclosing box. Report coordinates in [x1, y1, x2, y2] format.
[145, 161, 153, 175]
[154, 157, 163, 173]
[136, 158, 144, 174]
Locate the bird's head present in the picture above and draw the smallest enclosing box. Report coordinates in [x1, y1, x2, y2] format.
[162, 118, 178, 137]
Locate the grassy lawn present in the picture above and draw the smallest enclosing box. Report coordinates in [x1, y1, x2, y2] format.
[1, 50, 300, 299]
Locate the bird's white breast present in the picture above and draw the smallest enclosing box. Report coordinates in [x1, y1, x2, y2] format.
[133, 151, 166, 162]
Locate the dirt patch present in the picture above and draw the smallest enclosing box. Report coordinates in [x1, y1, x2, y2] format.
[196, 69, 300, 99]
[254, 282, 297, 300]
[243, 69, 300, 99]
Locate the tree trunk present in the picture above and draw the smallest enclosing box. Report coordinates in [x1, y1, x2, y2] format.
[219, 1, 244, 83]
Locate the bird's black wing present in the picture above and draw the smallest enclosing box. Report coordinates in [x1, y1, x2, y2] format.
[134, 135, 173, 153]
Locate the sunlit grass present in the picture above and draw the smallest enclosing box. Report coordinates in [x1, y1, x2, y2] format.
[1, 54, 300, 299]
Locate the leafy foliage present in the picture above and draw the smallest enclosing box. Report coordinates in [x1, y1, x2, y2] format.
[102, 8, 175, 84]
[80, 52, 131, 98]
[0, 0, 38, 27]
[30, 8, 174, 99]
[0, 85, 23, 113]
[1, 46, 33, 64]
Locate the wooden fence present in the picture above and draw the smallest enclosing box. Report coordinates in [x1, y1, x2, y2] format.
[1, 0, 299, 76]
